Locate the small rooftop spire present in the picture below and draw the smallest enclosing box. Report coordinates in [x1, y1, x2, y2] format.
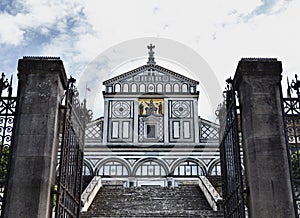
[147, 44, 156, 65]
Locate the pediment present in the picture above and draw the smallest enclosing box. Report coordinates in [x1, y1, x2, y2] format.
[103, 64, 199, 86]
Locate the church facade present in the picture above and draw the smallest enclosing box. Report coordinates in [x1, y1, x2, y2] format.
[83, 45, 220, 186]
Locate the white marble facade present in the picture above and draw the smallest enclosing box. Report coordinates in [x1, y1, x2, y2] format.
[83, 46, 220, 184]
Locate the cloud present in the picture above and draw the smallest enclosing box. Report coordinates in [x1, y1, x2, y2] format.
[0, 0, 300, 117]
[0, 13, 24, 45]
[0, 0, 87, 45]
[241, 0, 292, 21]
[0, 0, 92, 73]
[201, 0, 300, 85]
[0, 0, 27, 15]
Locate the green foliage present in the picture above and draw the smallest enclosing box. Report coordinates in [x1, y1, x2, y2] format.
[53, 185, 58, 207]
[0, 145, 9, 181]
[291, 150, 300, 180]
[243, 186, 249, 208]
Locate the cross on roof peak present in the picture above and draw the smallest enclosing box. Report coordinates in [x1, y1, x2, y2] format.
[147, 44, 155, 51]
[147, 44, 156, 65]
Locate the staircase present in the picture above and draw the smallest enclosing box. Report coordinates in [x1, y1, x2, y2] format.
[81, 185, 223, 218]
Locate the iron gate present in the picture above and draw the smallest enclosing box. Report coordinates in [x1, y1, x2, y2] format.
[55, 78, 88, 218]
[217, 78, 245, 218]
[0, 73, 16, 217]
[282, 75, 300, 217]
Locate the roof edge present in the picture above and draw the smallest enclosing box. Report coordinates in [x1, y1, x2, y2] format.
[103, 64, 199, 85]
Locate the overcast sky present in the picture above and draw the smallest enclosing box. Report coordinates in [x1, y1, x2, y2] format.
[0, 0, 299, 119]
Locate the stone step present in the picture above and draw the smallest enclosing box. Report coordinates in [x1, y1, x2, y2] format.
[81, 211, 223, 218]
[81, 185, 223, 218]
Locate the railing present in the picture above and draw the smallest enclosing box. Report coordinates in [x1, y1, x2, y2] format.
[198, 176, 222, 211]
[81, 176, 102, 212]
[199, 118, 219, 143]
[0, 73, 16, 218]
[282, 75, 300, 217]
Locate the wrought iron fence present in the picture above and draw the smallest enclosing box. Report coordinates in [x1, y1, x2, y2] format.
[0, 73, 16, 217]
[55, 77, 91, 218]
[282, 75, 300, 217]
[216, 78, 245, 218]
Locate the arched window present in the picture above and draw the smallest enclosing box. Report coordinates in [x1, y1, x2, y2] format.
[210, 162, 221, 176]
[148, 83, 155, 92]
[97, 160, 129, 177]
[156, 84, 163, 93]
[173, 161, 204, 176]
[83, 162, 93, 176]
[165, 84, 172, 92]
[182, 84, 188, 92]
[173, 84, 180, 92]
[114, 83, 121, 92]
[131, 84, 137, 92]
[123, 83, 129, 92]
[135, 160, 167, 177]
[140, 84, 146, 92]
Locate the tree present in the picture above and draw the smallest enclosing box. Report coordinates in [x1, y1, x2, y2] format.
[0, 144, 9, 181]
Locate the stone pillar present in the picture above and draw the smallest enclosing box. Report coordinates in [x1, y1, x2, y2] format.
[193, 98, 200, 143]
[163, 98, 169, 144]
[102, 99, 109, 143]
[134, 99, 139, 143]
[234, 58, 295, 218]
[4, 57, 67, 218]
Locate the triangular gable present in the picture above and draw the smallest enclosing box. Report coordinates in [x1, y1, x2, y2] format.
[103, 64, 199, 86]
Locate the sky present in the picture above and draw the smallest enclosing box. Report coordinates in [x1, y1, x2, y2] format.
[0, 0, 299, 119]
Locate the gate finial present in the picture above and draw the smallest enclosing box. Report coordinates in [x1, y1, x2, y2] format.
[0, 72, 9, 97]
[291, 74, 300, 96]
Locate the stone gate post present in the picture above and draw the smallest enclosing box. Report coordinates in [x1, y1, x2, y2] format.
[233, 58, 295, 217]
[4, 57, 67, 218]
